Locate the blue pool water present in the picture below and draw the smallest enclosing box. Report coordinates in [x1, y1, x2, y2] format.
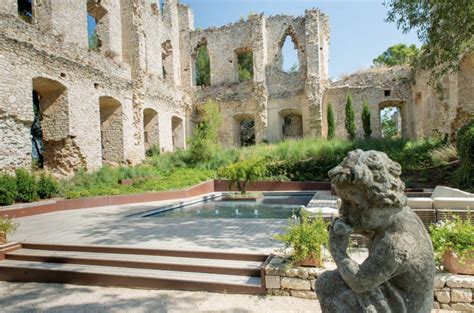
[144, 193, 314, 219]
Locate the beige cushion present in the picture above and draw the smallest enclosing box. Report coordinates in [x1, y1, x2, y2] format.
[433, 197, 474, 210]
[431, 186, 474, 198]
[407, 198, 433, 210]
[301, 206, 338, 218]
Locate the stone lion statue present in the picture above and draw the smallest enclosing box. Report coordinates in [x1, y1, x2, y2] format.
[316, 150, 435, 313]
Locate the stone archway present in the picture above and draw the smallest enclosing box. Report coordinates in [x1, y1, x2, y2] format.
[279, 109, 303, 140]
[143, 108, 160, 152]
[99, 96, 124, 164]
[233, 114, 255, 147]
[172, 116, 185, 150]
[32, 77, 86, 176]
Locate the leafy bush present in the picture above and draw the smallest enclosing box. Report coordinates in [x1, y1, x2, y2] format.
[0, 215, 18, 235]
[344, 94, 356, 140]
[188, 100, 222, 163]
[430, 216, 474, 265]
[361, 100, 372, 138]
[218, 157, 267, 194]
[454, 120, 474, 189]
[145, 144, 161, 157]
[0, 174, 17, 206]
[327, 103, 335, 139]
[275, 212, 329, 265]
[15, 169, 39, 203]
[37, 173, 59, 199]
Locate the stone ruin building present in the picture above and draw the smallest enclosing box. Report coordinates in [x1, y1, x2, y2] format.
[0, 0, 472, 177]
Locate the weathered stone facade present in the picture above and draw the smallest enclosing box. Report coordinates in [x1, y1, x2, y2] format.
[0, 1, 472, 176]
[324, 53, 474, 141]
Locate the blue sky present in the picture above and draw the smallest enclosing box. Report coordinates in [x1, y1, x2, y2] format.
[88, 0, 421, 79]
[180, 0, 421, 79]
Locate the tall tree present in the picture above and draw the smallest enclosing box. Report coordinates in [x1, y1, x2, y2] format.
[345, 94, 356, 140]
[373, 44, 419, 67]
[385, 0, 474, 81]
[327, 103, 335, 139]
[361, 101, 372, 138]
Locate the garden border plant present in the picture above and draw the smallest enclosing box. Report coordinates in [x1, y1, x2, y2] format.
[275, 211, 329, 267]
[0, 215, 18, 244]
[429, 215, 474, 275]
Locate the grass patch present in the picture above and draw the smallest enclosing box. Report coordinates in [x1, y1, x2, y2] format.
[55, 136, 451, 200]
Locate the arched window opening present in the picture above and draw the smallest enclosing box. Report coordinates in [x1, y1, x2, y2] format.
[87, 1, 107, 52]
[193, 38, 210, 87]
[280, 28, 299, 73]
[162, 40, 173, 83]
[235, 48, 253, 82]
[172, 116, 185, 150]
[143, 108, 160, 153]
[99, 96, 124, 164]
[18, 0, 33, 23]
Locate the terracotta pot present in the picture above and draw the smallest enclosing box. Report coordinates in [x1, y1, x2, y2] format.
[0, 232, 6, 245]
[294, 253, 322, 267]
[442, 249, 474, 275]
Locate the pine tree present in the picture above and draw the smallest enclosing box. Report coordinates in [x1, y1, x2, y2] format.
[361, 100, 372, 138]
[345, 94, 356, 140]
[327, 103, 335, 139]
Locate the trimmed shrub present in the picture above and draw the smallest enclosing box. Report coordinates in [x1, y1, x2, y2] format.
[344, 94, 356, 140]
[37, 173, 59, 199]
[218, 157, 268, 194]
[0, 174, 17, 206]
[361, 100, 372, 138]
[327, 103, 335, 139]
[15, 169, 39, 203]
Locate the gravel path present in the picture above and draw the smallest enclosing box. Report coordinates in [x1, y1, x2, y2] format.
[0, 282, 321, 313]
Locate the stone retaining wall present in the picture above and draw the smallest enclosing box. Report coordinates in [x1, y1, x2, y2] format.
[264, 256, 474, 311]
[433, 273, 474, 311]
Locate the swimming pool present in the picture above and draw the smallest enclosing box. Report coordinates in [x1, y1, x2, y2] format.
[138, 192, 314, 219]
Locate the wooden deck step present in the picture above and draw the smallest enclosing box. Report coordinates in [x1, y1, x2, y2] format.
[6, 248, 262, 276]
[0, 242, 270, 294]
[0, 259, 263, 294]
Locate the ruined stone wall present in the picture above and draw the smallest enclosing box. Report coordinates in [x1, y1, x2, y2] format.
[189, 10, 328, 147]
[323, 66, 414, 139]
[412, 51, 474, 140]
[2, 0, 468, 178]
[0, 0, 188, 177]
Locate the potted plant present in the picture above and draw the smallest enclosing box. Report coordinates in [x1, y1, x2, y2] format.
[218, 157, 267, 201]
[275, 211, 329, 267]
[430, 216, 474, 275]
[0, 215, 18, 245]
